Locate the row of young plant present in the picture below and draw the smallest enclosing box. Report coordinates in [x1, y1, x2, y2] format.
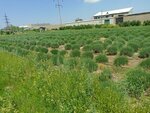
[0, 26, 150, 59]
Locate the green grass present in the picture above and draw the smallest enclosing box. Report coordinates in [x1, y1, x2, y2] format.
[0, 52, 128, 113]
[125, 69, 150, 98]
[0, 26, 150, 112]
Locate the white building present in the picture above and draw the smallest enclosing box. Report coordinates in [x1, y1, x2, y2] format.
[93, 7, 133, 24]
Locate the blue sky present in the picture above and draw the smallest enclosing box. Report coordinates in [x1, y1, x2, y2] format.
[0, 0, 150, 28]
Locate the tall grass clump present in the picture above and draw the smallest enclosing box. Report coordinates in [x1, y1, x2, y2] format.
[107, 46, 118, 55]
[51, 55, 64, 66]
[125, 69, 150, 98]
[82, 45, 92, 51]
[139, 47, 150, 58]
[81, 51, 93, 59]
[70, 50, 80, 57]
[114, 56, 128, 66]
[120, 47, 134, 57]
[0, 51, 129, 113]
[50, 49, 59, 55]
[127, 42, 139, 52]
[81, 58, 98, 72]
[71, 44, 80, 50]
[99, 69, 112, 82]
[36, 53, 50, 61]
[92, 44, 103, 53]
[95, 54, 108, 63]
[35, 46, 48, 53]
[65, 44, 72, 50]
[139, 58, 150, 69]
[65, 58, 78, 69]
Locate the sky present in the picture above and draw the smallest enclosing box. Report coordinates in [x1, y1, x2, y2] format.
[0, 0, 150, 28]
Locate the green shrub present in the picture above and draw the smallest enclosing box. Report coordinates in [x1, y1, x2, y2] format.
[82, 45, 92, 51]
[114, 56, 128, 66]
[99, 69, 112, 81]
[119, 21, 141, 27]
[81, 58, 98, 72]
[143, 20, 150, 26]
[70, 50, 80, 57]
[66, 58, 78, 69]
[112, 42, 124, 50]
[81, 51, 93, 59]
[120, 47, 134, 57]
[127, 42, 139, 52]
[65, 44, 72, 50]
[24, 45, 30, 50]
[125, 69, 150, 98]
[51, 49, 59, 55]
[35, 46, 48, 53]
[139, 47, 150, 58]
[16, 48, 29, 56]
[36, 53, 50, 61]
[92, 44, 103, 53]
[51, 43, 59, 48]
[95, 54, 108, 63]
[139, 58, 150, 69]
[142, 42, 150, 48]
[107, 46, 118, 55]
[71, 44, 80, 50]
[85, 39, 93, 45]
[59, 50, 67, 56]
[51, 55, 63, 66]
[103, 39, 112, 49]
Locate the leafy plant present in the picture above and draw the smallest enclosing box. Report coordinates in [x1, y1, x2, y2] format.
[92, 44, 103, 53]
[66, 58, 78, 69]
[81, 58, 98, 72]
[36, 53, 50, 61]
[70, 50, 80, 57]
[65, 44, 72, 50]
[51, 49, 59, 55]
[71, 44, 80, 50]
[82, 45, 92, 51]
[51, 55, 64, 66]
[51, 43, 59, 49]
[35, 46, 48, 53]
[139, 58, 150, 69]
[59, 50, 67, 56]
[139, 47, 150, 58]
[107, 46, 118, 55]
[95, 54, 108, 63]
[125, 69, 150, 98]
[99, 69, 112, 81]
[127, 42, 139, 52]
[81, 51, 93, 59]
[114, 56, 128, 66]
[120, 47, 134, 57]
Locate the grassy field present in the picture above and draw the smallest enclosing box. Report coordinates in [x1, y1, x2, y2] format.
[0, 26, 150, 113]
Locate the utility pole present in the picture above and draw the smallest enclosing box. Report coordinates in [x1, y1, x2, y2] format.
[101, 10, 103, 24]
[4, 13, 10, 29]
[54, 0, 63, 25]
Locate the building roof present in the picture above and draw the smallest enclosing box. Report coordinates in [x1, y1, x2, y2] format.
[126, 12, 150, 16]
[94, 7, 133, 17]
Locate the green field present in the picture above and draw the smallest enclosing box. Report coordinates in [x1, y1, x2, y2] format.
[0, 26, 150, 113]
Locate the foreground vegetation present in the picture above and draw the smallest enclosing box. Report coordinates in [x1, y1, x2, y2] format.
[0, 26, 150, 112]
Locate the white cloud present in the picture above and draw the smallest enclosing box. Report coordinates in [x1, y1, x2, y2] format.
[84, 0, 102, 3]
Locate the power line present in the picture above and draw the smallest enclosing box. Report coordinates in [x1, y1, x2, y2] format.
[54, 0, 63, 25]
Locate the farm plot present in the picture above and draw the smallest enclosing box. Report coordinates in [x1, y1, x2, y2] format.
[0, 26, 150, 72]
[0, 26, 150, 112]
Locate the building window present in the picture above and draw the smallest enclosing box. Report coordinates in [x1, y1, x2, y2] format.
[104, 19, 110, 24]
